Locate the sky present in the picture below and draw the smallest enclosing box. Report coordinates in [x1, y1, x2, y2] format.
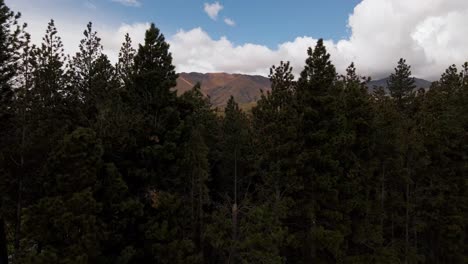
[5, 0, 468, 80]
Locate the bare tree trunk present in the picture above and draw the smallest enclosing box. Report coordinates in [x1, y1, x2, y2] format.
[14, 107, 27, 260]
[198, 174, 204, 261]
[230, 147, 238, 264]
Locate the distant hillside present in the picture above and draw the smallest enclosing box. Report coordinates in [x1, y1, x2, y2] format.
[367, 77, 432, 91]
[175, 72, 271, 107]
[175, 73, 433, 108]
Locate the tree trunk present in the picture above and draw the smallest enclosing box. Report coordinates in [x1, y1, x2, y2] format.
[198, 175, 204, 260]
[230, 147, 238, 264]
[14, 141, 25, 259]
[231, 203, 238, 264]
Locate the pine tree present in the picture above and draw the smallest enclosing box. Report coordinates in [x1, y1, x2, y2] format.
[68, 22, 103, 124]
[90, 54, 119, 119]
[33, 20, 66, 108]
[294, 39, 348, 263]
[252, 61, 299, 205]
[178, 84, 218, 261]
[29, 19, 71, 174]
[415, 64, 467, 262]
[338, 63, 391, 262]
[387, 58, 416, 109]
[120, 23, 194, 263]
[0, 2, 21, 262]
[8, 27, 37, 261]
[251, 61, 299, 261]
[126, 23, 181, 190]
[0, 0, 21, 123]
[116, 33, 135, 89]
[131, 23, 178, 123]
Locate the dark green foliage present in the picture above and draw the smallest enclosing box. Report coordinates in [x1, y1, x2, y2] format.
[116, 33, 136, 89]
[68, 22, 103, 124]
[252, 61, 300, 202]
[21, 128, 103, 263]
[0, 2, 466, 263]
[0, 2, 19, 262]
[387, 58, 416, 109]
[131, 23, 178, 121]
[216, 96, 253, 200]
[294, 39, 347, 263]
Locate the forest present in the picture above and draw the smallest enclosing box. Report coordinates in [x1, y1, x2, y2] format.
[0, 1, 467, 263]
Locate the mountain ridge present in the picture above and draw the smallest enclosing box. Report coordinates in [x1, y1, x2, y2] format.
[175, 72, 271, 108]
[174, 72, 432, 108]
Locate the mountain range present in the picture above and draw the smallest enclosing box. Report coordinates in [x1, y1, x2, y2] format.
[174, 72, 432, 108]
[367, 77, 432, 91]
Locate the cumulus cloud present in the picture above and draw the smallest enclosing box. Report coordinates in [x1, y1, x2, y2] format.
[19, 12, 148, 63]
[99, 22, 150, 61]
[332, 0, 468, 79]
[11, 0, 468, 80]
[173, 0, 468, 80]
[169, 28, 277, 75]
[204, 2, 223, 20]
[111, 0, 141, 7]
[224, 18, 235, 26]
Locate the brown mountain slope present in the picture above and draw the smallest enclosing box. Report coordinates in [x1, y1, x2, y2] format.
[174, 72, 271, 107]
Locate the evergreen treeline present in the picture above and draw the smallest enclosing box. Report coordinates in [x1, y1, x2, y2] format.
[0, 2, 467, 263]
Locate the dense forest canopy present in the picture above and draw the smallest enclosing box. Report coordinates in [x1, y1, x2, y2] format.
[0, 1, 467, 263]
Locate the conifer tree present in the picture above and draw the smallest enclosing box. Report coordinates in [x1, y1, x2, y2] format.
[0, 0, 19, 123]
[295, 39, 347, 263]
[0, 2, 22, 262]
[338, 63, 388, 262]
[131, 23, 177, 122]
[33, 20, 66, 107]
[250, 61, 300, 262]
[387, 58, 416, 109]
[127, 23, 181, 190]
[178, 84, 217, 260]
[252, 61, 299, 206]
[68, 22, 103, 124]
[9, 27, 36, 261]
[116, 33, 135, 89]
[415, 64, 467, 262]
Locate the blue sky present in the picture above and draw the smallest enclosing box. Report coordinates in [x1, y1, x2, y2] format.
[5, 0, 468, 80]
[106, 0, 362, 47]
[8, 0, 360, 47]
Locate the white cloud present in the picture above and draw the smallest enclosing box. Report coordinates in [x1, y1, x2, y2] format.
[111, 0, 141, 7]
[17, 12, 148, 64]
[224, 18, 235, 26]
[99, 22, 150, 62]
[204, 2, 223, 20]
[169, 28, 277, 75]
[332, 0, 468, 79]
[173, 0, 468, 80]
[9, 0, 468, 80]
